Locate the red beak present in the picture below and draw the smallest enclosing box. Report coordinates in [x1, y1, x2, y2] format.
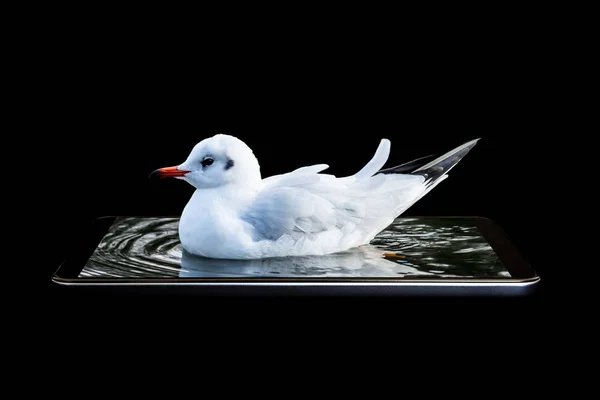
[149, 166, 191, 178]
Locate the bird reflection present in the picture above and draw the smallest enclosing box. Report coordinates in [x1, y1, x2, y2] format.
[179, 245, 426, 278]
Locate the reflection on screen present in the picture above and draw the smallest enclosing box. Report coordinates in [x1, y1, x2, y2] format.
[79, 217, 509, 279]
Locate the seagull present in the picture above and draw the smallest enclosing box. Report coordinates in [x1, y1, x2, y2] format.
[150, 134, 480, 260]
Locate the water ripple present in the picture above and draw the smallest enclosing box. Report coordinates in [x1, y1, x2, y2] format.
[80, 217, 507, 278]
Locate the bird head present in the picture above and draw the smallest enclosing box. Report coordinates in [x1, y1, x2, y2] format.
[150, 134, 262, 189]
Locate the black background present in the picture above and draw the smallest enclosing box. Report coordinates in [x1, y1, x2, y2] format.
[32, 26, 557, 352]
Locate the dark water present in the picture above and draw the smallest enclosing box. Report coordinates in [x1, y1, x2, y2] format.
[80, 217, 509, 278]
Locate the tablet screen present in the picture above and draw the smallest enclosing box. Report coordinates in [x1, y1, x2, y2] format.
[78, 217, 510, 279]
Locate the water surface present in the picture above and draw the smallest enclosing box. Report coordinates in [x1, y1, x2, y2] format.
[80, 217, 509, 278]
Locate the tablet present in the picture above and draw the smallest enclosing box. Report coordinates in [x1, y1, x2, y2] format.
[52, 216, 539, 296]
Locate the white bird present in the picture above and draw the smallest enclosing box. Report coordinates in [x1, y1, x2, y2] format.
[150, 134, 479, 260]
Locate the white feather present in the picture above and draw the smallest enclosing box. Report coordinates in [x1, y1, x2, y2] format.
[353, 139, 390, 180]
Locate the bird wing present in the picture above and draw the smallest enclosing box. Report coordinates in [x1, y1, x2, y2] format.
[240, 140, 427, 255]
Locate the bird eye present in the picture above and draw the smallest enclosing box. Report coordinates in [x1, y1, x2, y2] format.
[201, 157, 214, 167]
